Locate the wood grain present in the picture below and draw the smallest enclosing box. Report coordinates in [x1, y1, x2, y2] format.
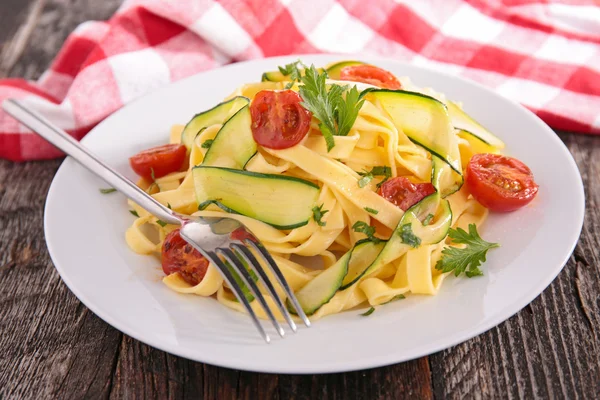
[1, 1, 599, 399]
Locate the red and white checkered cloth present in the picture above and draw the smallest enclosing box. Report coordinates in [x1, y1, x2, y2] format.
[1, 0, 599, 161]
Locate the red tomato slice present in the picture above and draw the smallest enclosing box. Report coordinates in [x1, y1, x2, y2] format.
[250, 90, 312, 149]
[339, 65, 402, 90]
[230, 226, 257, 243]
[129, 144, 186, 180]
[162, 228, 209, 286]
[466, 153, 538, 212]
[378, 177, 436, 211]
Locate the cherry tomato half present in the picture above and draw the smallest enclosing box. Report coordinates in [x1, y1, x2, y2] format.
[162, 228, 209, 286]
[378, 177, 436, 211]
[339, 65, 402, 90]
[250, 90, 312, 149]
[466, 153, 538, 212]
[129, 144, 186, 180]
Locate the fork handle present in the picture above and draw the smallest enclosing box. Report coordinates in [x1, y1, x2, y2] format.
[3, 99, 180, 225]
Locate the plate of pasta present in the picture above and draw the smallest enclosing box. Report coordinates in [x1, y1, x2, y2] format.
[44, 55, 584, 373]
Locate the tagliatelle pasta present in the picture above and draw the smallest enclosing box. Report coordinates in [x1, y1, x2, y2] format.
[124, 60, 514, 321]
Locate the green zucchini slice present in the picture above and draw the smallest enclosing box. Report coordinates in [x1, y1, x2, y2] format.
[447, 101, 504, 149]
[193, 166, 320, 229]
[340, 194, 453, 289]
[431, 155, 463, 198]
[180, 96, 249, 151]
[202, 105, 257, 169]
[261, 70, 287, 82]
[364, 89, 462, 174]
[325, 60, 365, 79]
[341, 239, 386, 289]
[290, 250, 352, 315]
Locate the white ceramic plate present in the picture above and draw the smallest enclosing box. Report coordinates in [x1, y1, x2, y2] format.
[44, 55, 584, 374]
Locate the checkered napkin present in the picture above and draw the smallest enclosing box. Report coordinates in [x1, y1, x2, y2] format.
[1, 0, 599, 161]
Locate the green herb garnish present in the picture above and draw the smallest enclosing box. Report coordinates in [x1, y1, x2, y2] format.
[167, 203, 172, 209]
[352, 221, 380, 243]
[383, 294, 406, 304]
[156, 220, 167, 227]
[360, 307, 375, 316]
[201, 139, 214, 149]
[399, 223, 421, 248]
[312, 204, 329, 227]
[357, 166, 392, 188]
[364, 207, 379, 215]
[435, 224, 499, 277]
[129, 210, 140, 217]
[277, 60, 305, 89]
[299, 65, 364, 151]
[99, 188, 116, 194]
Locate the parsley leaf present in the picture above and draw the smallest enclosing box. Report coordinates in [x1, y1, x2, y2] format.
[156, 220, 167, 227]
[360, 307, 375, 316]
[201, 139, 213, 149]
[167, 203, 172, 209]
[299, 65, 364, 151]
[399, 223, 421, 248]
[364, 207, 379, 215]
[312, 204, 329, 227]
[99, 187, 116, 194]
[278, 60, 304, 81]
[435, 224, 499, 277]
[129, 210, 140, 217]
[357, 166, 392, 188]
[333, 85, 362, 137]
[423, 213, 434, 226]
[278, 60, 305, 89]
[352, 221, 380, 243]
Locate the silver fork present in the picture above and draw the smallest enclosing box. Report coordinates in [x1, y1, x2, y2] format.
[3, 99, 310, 343]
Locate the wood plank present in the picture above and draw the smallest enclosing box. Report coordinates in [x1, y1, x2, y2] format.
[107, 336, 433, 399]
[0, 0, 45, 77]
[430, 133, 600, 399]
[1, 0, 120, 79]
[0, 159, 123, 399]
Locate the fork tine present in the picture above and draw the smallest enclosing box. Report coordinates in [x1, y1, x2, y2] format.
[231, 243, 298, 333]
[246, 241, 311, 327]
[204, 252, 270, 343]
[217, 248, 286, 338]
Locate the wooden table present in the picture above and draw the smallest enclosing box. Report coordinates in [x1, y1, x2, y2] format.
[1, 1, 599, 398]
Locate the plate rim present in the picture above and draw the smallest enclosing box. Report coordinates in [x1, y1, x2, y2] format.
[43, 54, 585, 374]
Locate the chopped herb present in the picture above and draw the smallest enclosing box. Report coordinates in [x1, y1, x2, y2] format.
[167, 203, 172, 209]
[156, 220, 167, 227]
[360, 307, 375, 316]
[435, 224, 499, 277]
[146, 183, 158, 194]
[357, 166, 392, 188]
[364, 207, 379, 215]
[384, 294, 406, 304]
[277, 60, 305, 89]
[129, 210, 140, 217]
[352, 221, 380, 243]
[99, 187, 116, 194]
[423, 213, 434, 226]
[399, 223, 421, 248]
[299, 65, 364, 151]
[278, 60, 304, 81]
[150, 168, 156, 181]
[312, 204, 329, 227]
[201, 139, 214, 149]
